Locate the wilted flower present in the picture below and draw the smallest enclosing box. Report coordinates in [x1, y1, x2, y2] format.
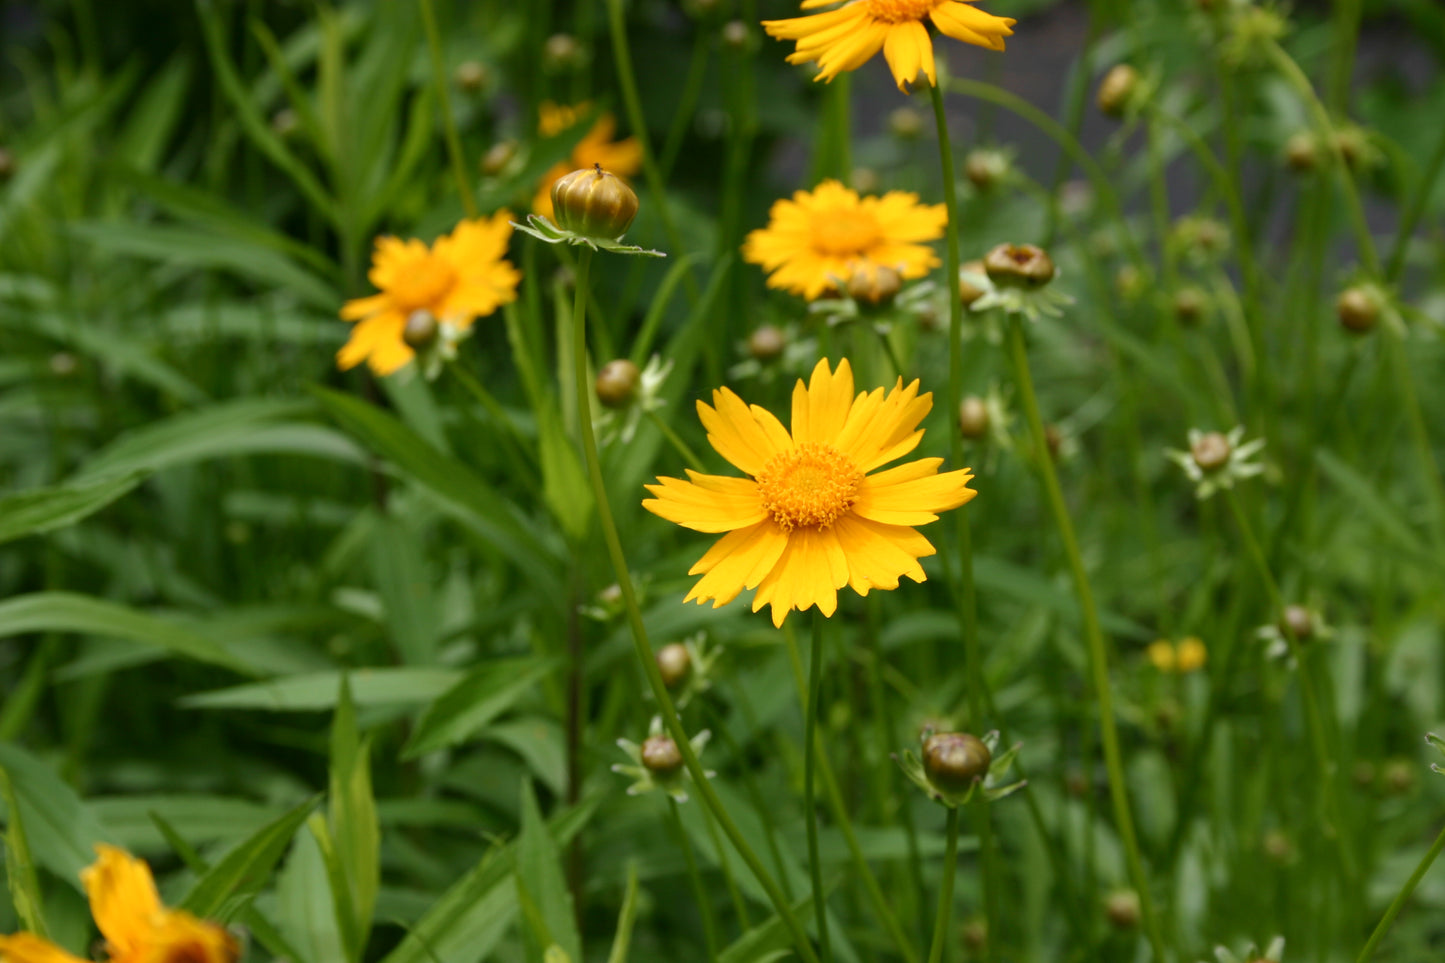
[1166, 426, 1265, 499]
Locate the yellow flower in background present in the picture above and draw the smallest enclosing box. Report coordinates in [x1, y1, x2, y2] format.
[643, 358, 976, 627]
[763, 0, 1016, 93]
[1148, 637, 1207, 674]
[742, 179, 946, 301]
[532, 102, 644, 221]
[338, 213, 520, 376]
[0, 845, 237, 963]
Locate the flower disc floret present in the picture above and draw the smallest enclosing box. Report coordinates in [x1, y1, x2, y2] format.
[756, 442, 865, 532]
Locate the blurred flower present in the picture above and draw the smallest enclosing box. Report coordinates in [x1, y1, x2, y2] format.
[1148, 637, 1207, 673]
[743, 179, 946, 301]
[971, 242, 1073, 321]
[1208, 937, 1285, 963]
[1169, 214, 1231, 266]
[0, 845, 237, 963]
[595, 354, 674, 446]
[339, 213, 520, 376]
[612, 716, 712, 802]
[532, 102, 643, 222]
[762, 0, 1015, 93]
[729, 324, 819, 382]
[1096, 64, 1141, 118]
[1257, 604, 1331, 661]
[1166, 426, 1265, 499]
[643, 358, 976, 627]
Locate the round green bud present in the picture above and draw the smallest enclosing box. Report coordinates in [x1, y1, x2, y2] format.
[958, 396, 990, 440]
[1105, 889, 1141, 930]
[551, 165, 639, 239]
[594, 359, 641, 409]
[454, 61, 488, 93]
[983, 243, 1056, 289]
[847, 264, 901, 305]
[656, 643, 692, 689]
[1336, 286, 1378, 334]
[1173, 286, 1208, 326]
[747, 325, 786, 361]
[889, 106, 924, 141]
[1285, 132, 1318, 173]
[641, 734, 683, 775]
[402, 311, 439, 350]
[1097, 64, 1139, 118]
[921, 732, 991, 794]
[1279, 605, 1314, 642]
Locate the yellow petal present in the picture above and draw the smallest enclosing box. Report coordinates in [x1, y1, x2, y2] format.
[82, 845, 163, 959]
[854, 463, 977, 525]
[835, 377, 933, 471]
[930, 1, 1015, 51]
[882, 20, 935, 92]
[684, 522, 790, 607]
[751, 528, 848, 627]
[697, 387, 789, 475]
[642, 472, 766, 533]
[832, 513, 935, 595]
[0, 933, 90, 963]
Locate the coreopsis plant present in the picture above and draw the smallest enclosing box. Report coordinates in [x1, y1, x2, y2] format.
[762, 0, 1016, 92]
[643, 358, 976, 626]
[0, 846, 237, 963]
[338, 213, 520, 376]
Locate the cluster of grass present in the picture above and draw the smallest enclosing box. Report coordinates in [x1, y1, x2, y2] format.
[2, 0, 1444, 961]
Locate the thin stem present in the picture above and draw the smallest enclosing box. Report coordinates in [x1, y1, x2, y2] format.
[647, 409, 705, 473]
[929, 83, 964, 496]
[805, 614, 834, 963]
[1386, 121, 1445, 281]
[417, 0, 477, 218]
[568, 248, 820, 963]
[669, 797, 721, 963]
[1382, 328, 1445, 541]
[1005, 317, 1168, 963]
[700, 802, 752, 932]
[926, 807, 961, 963]
[1354, 820, 1445, 963]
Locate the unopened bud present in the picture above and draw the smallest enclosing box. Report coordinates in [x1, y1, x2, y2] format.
[747, 325, 786, 361]
[1097, 64, 1140, 118]
[1173, 286, 1207, 326]
[552, 165, 639, 239]
[543, 34, 586, 73]
[1333, 127, 1370, 172]
[1105, 889, 1141, 930]
[1262, 830, 1293, 863]
[1353, 760, 1376, 788]
[640, 734, 683, 775]
[850, 167, 880, 195]
[1115, 264, 1145, 301]
[1044, 424, 1064, 460]
[656, 643, 692, 689]
[595, 359, 641, 409]
[0, 147, 14, 180]
[1279, 605, 1313, 642]
[481, 140, 518, 177]
[958, 260, 989, 306]
[1336, 286, 1378, 333]
[454, 61, 488, 93]
[49, 352, 77, 377]
[271, 108, 299, 139]
[1382, 758, 1416, 796]
[1284, 132, 1318, 173]
[847, 264, 902, 305]
[889, 106, 924, 141]
[983, 243, 1056, 289]
[964, 149, 1009, 191]
[958, 396, 990, 440]
[922, 732, 991, 794]
[1190, 431, 1231, 472]
[961, 918, 988, 953]
[402, 311, 439, 350]
[721, 20, 750, 50]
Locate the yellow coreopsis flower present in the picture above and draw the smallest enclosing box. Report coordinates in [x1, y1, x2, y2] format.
[338, 213, 521, 376]
[643, 358, 977, 627]
[742, 180, 946, 301]
[532, 102, 644, 221]
[0, 845, 237, 963]
[763, 0, 1016, 93]
[1147, 637, 1207, 674]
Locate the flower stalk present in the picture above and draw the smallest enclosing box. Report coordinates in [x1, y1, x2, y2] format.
[804, 612, 833, 963]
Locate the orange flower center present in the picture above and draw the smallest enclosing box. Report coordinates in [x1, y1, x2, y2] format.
[756, 442, 864, 532]
[812, 208, 881, 257]
[864, 0, 942, 23]
[392, 254, 457, 313]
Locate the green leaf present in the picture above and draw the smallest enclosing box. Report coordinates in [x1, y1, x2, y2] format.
[0, 471, 145, 546]
[0, 765, 48, 936]
[605, 862, 639, 963]
[277, 821, 347, 963]
[1315, 448, 1433, 564]
[537, 406, 593, 542]
[179, 667, 462, 711]
[180, 794, 320, 923]
[402, 658, 557, 760]
[717, 888, 821, 963]
[0, 743, 110, 890]
[517, 782, 580, 963]
[328, 679, 379, 960]
[0, 593, 252, 675]
[310, 386, 562, 598]
[368, 514, 438, 666]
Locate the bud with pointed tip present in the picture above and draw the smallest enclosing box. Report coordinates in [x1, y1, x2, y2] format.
[552, 165, 639, 239]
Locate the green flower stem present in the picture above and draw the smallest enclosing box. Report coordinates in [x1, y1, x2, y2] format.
[668, 796, 720, 963]
[783, 623, 924, 963]
[1354, 820, 1445, 963]
[646, 408, 705, 474]
[928, 84, 964, 500]
[417, 0, 477, 219]
[1382, 326, 1445, 541]
[1005, 317, 1168, 963]
[925, 807, 961, 963]
[804, 613, 834, 963]
[1265, 40, 1380, 276]
[568, 248, 820, 963]
[1386, 121, 1445, 281]
[603, 0, 696, 300]
[700, 799, 752, 931]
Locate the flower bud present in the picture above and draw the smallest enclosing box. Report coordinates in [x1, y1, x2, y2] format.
[1105, 889, 1141, 930]
[1333, 127, 1371, 172]
[1189, 431, 1231, 472]
[1044, 424, 1064, 460]
[1336, 286, 1378, 333]
[850, 167, 881, 195]
[454, 60, 488, 93]
[402, 311, 439, 350]
[983, 243, 1056, 289]
[1173, 286, 1207, 326]
[1285, 132, 1318, 172]
[1382, 758, 1416, 796]
[889, 106, 924, 140]
[958, 260, 989, 306]
[1279, 605, 1313, 642]
[847, 264, 902, 305]
[961, 918, 987, 953]
[481, 139, 518, 177]
[683, 0, 722, 18]
[1262, 830, 1293, 863]
[595, 359, 641, 409]
[641, 734, 683, 775]
[958, 396, 990, 440]
[721, 20, 751, 50]
[49, 352, 77, 377]
[551, 165, 639, 239]
[0, 147, 12, 181]
[922, 732, 991, 794]
[1097, 64, 1140, 118]
[1115, 264, 1145, 301]
[543, 34, 586, 73]
[747, 325, 786, 361]
[964, 149, 1009, 191]
[656, 643, 692, 689]
[271, 108, 299, 139]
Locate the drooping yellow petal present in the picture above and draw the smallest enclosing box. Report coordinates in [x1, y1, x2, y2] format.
[752, 527, 849, 626]
[642, 472, 766, 533]
[82, 845, 164, 959]
[930, 0, 1015, 51]
[882, 20, 935, 92]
